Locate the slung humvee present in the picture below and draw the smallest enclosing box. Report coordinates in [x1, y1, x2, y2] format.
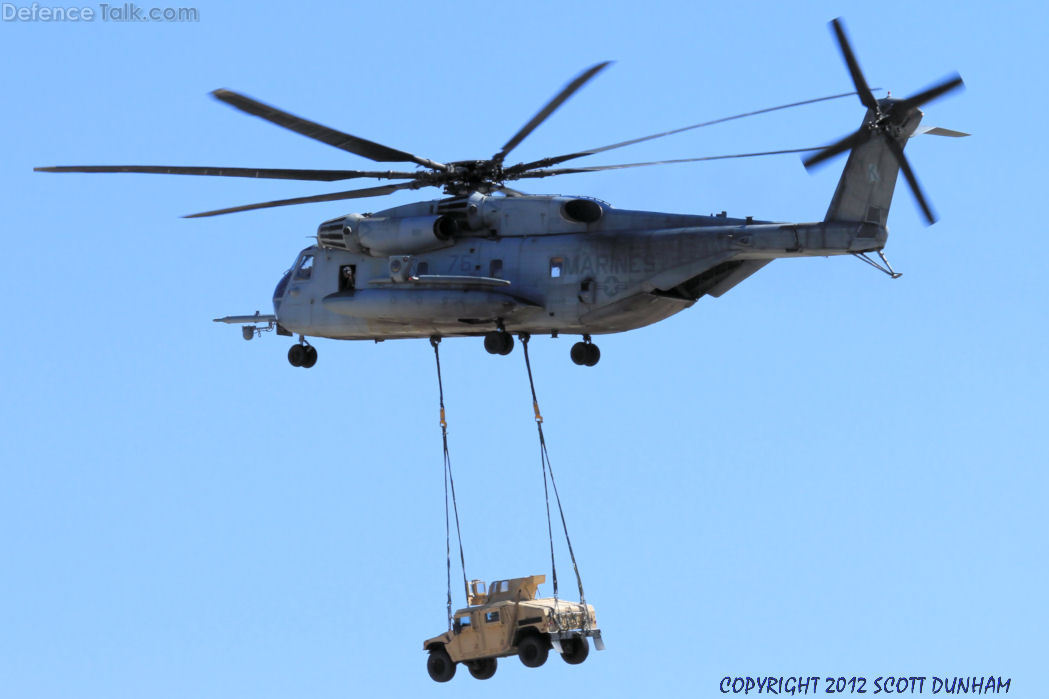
[423, 574, 604, 682]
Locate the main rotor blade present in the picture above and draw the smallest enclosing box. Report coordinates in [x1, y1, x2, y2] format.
[34, 165, 426, 182]
[211, 89, 447, 171]
[492, 184, 529, 197]
[894, 73, 964, 113]
[184, 181, 422, 218]
[514, 148, 822, 178]
[511, 90, 877, 173]
[884, 135, 936, 225]
[802, 128, 871, 169]
[830, 18, 878, 110]
[493, 61, 611, 163]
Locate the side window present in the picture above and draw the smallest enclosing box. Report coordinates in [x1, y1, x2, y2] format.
[339, 265, 356, 291]
[485, 611, 500, 624]
[549, 257, 563, 278]
[489, 259, 503, 278]
[578, 277, 595, 304]
[295, 254, 314, 280]
[454, 614, 472, 634]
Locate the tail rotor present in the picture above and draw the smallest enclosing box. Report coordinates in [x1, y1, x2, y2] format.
[804, 18, 965, 225]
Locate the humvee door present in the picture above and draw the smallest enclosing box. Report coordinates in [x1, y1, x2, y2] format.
[481, 607, 512, 650]
[451, 610, 481, 659]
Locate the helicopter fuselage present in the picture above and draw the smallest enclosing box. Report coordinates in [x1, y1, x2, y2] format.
[270, 192, 887, 341]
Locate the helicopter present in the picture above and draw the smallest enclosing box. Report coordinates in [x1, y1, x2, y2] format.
[36, 19, 965, 369]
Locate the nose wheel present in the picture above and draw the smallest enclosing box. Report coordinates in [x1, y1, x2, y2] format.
[570, 336, 600, 366]
[288, 339, 317, 368]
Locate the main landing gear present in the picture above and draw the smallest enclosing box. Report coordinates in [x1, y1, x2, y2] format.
[485, 329, 600, 367]
[483, 329, 514, 356]
[570, 335, 600, 367]
[287, 338, 317, 368]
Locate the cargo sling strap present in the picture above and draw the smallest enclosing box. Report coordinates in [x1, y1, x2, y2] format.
[430, 336, 469, 630]
[519, 333, 587, 616]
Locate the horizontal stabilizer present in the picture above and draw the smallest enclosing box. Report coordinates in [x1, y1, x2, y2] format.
[912, 126, 970, 138]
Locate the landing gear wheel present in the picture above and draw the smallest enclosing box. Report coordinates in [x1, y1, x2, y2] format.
[570, 341, 589, 365]
[583, 343, 600, 366]
[560, 635, 589, 665]
[498, 332, 514, 355]
[518, 634, 549, 668]
[467, 657, 497, 680]
[301, 345, 318, 368]
[288, 344, 305, 367]
[571, 341, 600, 366]
[427, 647, 456, 682]
[483, 331, 514, 356]
[484, 331, 501, 354]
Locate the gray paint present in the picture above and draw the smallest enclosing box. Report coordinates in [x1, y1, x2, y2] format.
[270, 167, 893, 342]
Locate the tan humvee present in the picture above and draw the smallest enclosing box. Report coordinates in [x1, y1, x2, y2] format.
[423, 574, 604, 682]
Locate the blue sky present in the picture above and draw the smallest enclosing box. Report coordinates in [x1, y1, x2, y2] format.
[2, 1, 1046, 696]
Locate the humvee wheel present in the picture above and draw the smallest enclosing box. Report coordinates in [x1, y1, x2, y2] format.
[518, 634, 549, 668]
[561, 635, 589, 665]
[427, 647, 456, 682]
[467, 657, 497, 680]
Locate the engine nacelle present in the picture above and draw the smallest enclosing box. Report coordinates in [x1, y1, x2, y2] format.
[317, 214, 458, 256]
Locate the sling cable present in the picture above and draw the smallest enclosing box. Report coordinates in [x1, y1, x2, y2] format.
[430, 336, 469, 630]
[519, 332, 588, 629]
[426, 333, 602, 677]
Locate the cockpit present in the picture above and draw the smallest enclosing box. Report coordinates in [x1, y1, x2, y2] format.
[272, 249, 315, 310]
[294, 253, 314, 280]
[272, 270, 291, 308]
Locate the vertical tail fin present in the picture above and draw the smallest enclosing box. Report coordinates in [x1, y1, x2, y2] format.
[806, 18, 964, 226]
[824, 107, 922, 225]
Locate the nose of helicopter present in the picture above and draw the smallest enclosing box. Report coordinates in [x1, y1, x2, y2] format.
[272, 269, 291, 315]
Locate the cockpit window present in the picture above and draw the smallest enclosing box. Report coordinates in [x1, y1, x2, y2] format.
[295, 254, 314, 280]
[273, 270, 291, 302]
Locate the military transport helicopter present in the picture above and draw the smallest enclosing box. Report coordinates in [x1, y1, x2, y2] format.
[37, 19, 965, 368]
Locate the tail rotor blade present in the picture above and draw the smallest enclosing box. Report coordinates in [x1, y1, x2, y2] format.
[884, 135, 937, 225]
[803, 128, 871, 169]
[830, 18, 878, 110]
[895, 73, 964, 113]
